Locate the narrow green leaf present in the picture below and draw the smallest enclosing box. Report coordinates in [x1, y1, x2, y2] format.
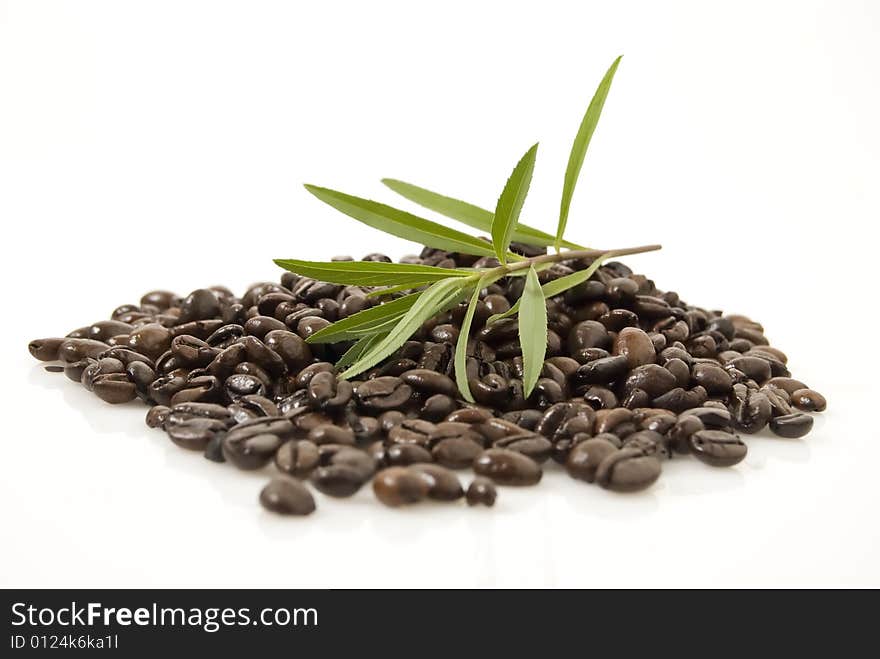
[518, 265, 548, 397]
[453, 278, 487, 403]
[340, 278, 469, 379]
[304, 185, 496, 257]
[336, 332, 387, 371]
[556, 55, 622, 251]
[273, 258, 472, 287]
[381, 178, 584, 249]
[486, 255, 611, 325]
[492, 143, 538, 263]
[306, 292, 421, 343]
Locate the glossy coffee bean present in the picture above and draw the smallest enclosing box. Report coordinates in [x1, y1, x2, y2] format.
[791, 389, 826, 412]
[623, 364, 677, 398]
[28, 337, 65, 361]
[493, 433, 553, 463]
[386, 443, 433, 466]
[411, 464, 464, 501]
[613, 327, 656, 369]
[166, 417, 226, 451]
[145, 405, 171, 429]
[473, 449, 542, 486]
[308, 424, 355, 446]
[595, 448, 661, 492]
[731, 386, 771, 434]
[356, 376, 413, 411]
[222, 432, 282, 470]
[307, 371, 353, 409]
[275, 440, 320, 479]
[689, 430, 747, 467]
[769, 412, 814, 438]
[92, 373, 137, 404]
[58, 339, 108, 363]
[466, 477, 497, 507]
[373, 467, 431, 507]
[259, 478, 316, 516]
[566, 437, 618, 483]
[177, 289, 220, 323]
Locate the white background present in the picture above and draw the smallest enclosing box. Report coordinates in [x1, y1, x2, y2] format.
[1, 0, 878, 588]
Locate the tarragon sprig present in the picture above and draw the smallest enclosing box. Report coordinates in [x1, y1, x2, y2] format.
[276, 56, 660, 400]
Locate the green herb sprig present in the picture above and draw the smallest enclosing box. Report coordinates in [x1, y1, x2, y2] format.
[275, 56, 661, 401]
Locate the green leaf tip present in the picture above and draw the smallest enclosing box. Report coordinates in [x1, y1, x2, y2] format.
[555, 55, 622, 251]
[492, 143, 539, 263]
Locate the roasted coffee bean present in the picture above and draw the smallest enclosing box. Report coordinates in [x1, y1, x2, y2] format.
[493, 433, 553, 463]
[28, 337, 65, 361]
[574, 355, 628, 385]
[689, 430, 747, 467]
[420, 394, 456, 422]
[400, 369, 458, 397]
[167, 417, 226, 451]
[769, 412, 814, 438]
[259, 478, 316, 516]
[308, 424, 356, 446]
[623, 364, 677, 398]
[241, 336, 286, 377]
[373, 467, 431, 507]
[566, 437, 618, 483]
[623, 430, 669, 460]
[222, 432, 282, 470]
[170, 375, 223, 406]
[224, 373, 265, 400]
[466, 477, 497, 507]
[263, 329, 314, 372]
[388, 419, 436, 446]
[692, 362, 732, 394]
[386, 443, 433, 466]
[432, 436, 484, 469]
[148, 374, 187, 406]
[473, 449, 542, 486]
[307, 371, 353, 409]
[595, 448, 661, 492]
[762, 384, 795, 417]
[58, 339, 108, 363]
[582, 386, 618, 410]
[613, 327, 656, 369]
[177, 289, 220, 324]
[568, 320, 611, 356]
[145, 405, 171, 429]
[275, 440, 320, 478]
[244, 315, 287, 339]
[791, 389, 826, 412]
[91, 373, 137, 404]
[766, 377, 808, 395]
[356, 376, 413, 411]
[445, 407, 492, 425]
[411, 464, 464, 501]
[682, 406, 732, 430]
[731, 385, 771, 434]
[726, 356, 771, 384]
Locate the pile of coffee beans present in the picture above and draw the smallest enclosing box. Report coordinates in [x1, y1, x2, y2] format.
[28, 244, 827, 515]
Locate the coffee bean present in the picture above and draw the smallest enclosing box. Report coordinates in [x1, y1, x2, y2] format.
[356, 376, 413, 411]
[58, 339, 108, 363]
[308, 424, 355, 446]
[731, 386, 771, 434]
[373, 467, 431, 507]
[766, 377, 808, 395]
[682, 406, 732, 429]
[769, 412, 814, 438]
[692, 362, 732, 395]
[566, 437, 618, 483]
[222, 432, 282, 470]
[275, 440, 320, 478]
[791, 388, 826, 412]
[493, 433, 553, 463]
[432, 437, 484, 469]
[623, 364, 677, 398]
[595, 448, 661, 492]
[411, 464, 464, 501]
[689, 430, 747, 467]
[167, 417, 226, 450]
[386, 443, 433, 466]
[92, 373, 137, 404]
[574, 355, 628, 385]
[473, 449, 542, 486]
[613, 327, 656, 369]
[145, 405, 170, 428]
[177, 289, 220, 324]
[622, 429, 669, 460]
[28, 337, 65, 361]
[307, 371, 353, 409]
[259, 478, 316, 516]
[466, 477, 497, 507]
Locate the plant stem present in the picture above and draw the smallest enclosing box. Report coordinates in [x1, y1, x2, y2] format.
[483, 243, 661, 280]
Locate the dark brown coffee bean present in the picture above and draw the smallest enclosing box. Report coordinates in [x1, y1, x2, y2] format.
[573, 355, 628, 385]
[595, 448, 661, 492]
[386, 443, 433, 466]
[28, 337, 65, 361]
[726, 356, 771, 384]
[791, 389, 826, 412]
[432, 437, 484, 469]
[240, 336, 286, 377]
[356, 376, 413, 411]
[275, 440, 320, 478]
[244, 315, 287, 338]
[307, 371, 353, 409]
[473, 448, 542, 486]
[91, 373, 137, 404]
[582, 386, 618, 410]
[308, 424, 355, 446]
[689, 430, 747, 466]
[566, 437, 618, 483]
[731, 386, 771, 434]
[623, 364, 677, 398]
[167, 417, 226, 450]
[311, 463, 369, 498]
[766, 377, 808, 395]
[373, 467, 431, 507]
[613, 327, 656, 369]
[568, 320, 611, 357]
[177, 289, 220, 323]
[622, 429, 669, 459]
[444, 408, 492, 425]
[145, 405, 171, 429]
[682, 406, 732, 430]
[411, 464, 464, 501]
[692, 362, 732, 394]
[493, 433, 553, 463]
[259, 478, 316, 516]
[222, 432, 282, 470]
[387, 419, 436, 446]
[400, 369, 458, 397]
[263, 330, 313, 372]
[769, 412, 813, 438]
[466, 477, 497, 507]
[58, 339, 108, 363]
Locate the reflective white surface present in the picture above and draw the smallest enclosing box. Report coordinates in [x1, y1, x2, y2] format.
[2, 0, 878, 588]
